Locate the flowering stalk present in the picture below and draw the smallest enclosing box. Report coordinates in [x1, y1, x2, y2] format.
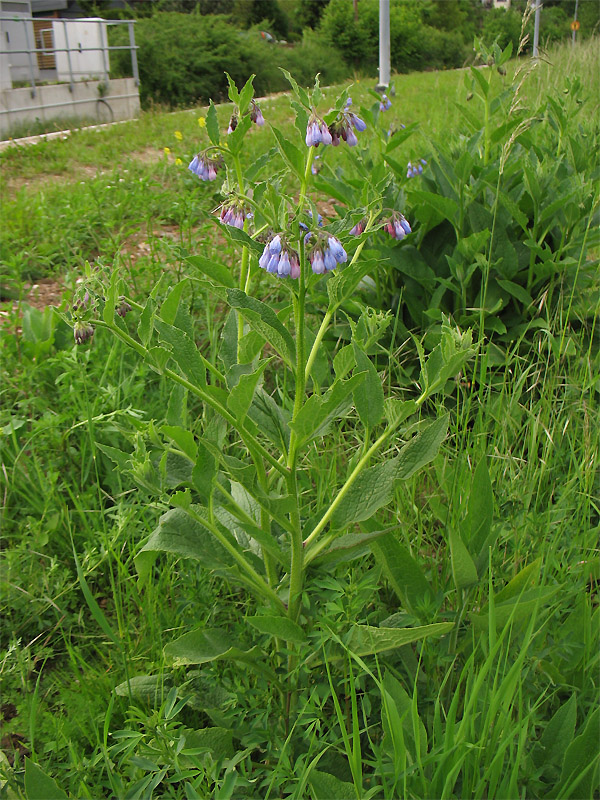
[304, 211, 376, 384]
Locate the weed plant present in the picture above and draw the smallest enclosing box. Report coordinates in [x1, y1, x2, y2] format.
[0, 35, 598, 800]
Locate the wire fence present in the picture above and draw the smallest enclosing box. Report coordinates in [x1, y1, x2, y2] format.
[0, 15, 138, 97]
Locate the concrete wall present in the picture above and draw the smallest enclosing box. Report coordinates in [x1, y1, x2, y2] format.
[0, 76, 139, 136]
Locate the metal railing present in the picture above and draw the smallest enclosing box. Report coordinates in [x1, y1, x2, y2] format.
[0, 15, 138, 97]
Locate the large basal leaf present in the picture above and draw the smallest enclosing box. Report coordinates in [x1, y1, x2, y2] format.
[371, 533, 432, 613]
[183, 727, 234, 762]
[532, 694, 577, 773]
[309, 770, 355, 800]
[555, 706, 600, 799]
[345, 623, 453, 657]
[246, 615, 306, 644]
[449, 528, 479, 590]
[24, 758, 68, 800]
[114, 675, 173, 703]
[227, 289, 296, 365]
[311, 530, 391, 567]
[141, 507, 234, 569]
[164, 628, 261, 667]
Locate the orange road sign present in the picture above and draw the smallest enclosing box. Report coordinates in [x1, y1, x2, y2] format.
[571, 20, 580, 31]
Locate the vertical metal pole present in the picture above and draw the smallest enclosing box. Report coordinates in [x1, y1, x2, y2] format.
[22, 17, 36, 97]
[377, 0, 390, 91]
[128, 20, 139, 86]
[63, 20, 74, 92]
[100, 20, 109, 82]
[572, 0, 579, 46]
[532, 0, 541, 58]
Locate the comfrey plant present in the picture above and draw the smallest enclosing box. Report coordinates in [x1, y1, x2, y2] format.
[72, 74, 475, 755]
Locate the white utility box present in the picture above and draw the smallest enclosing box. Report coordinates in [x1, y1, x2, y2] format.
[52, 17, 109, 82]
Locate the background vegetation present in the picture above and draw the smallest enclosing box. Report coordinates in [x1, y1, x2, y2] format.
[1, 33, 599, 800]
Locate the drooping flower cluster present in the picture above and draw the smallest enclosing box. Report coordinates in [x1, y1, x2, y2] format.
[188, 152, 223, 181]
[299, 209, 323, 231]
[218, 200, 251, 230]
[306, 113, 332, 147]
[258, 235, 300, 279]
[73, 320, 94, 345]
[407, 159, 427, 178]
[384, 213, 412, 240]
[379, 94, 392, 112]
[250, 100, 265, 126]
[305, 103, 367, 149]
[228, 100, 265, 135]
[349, 218, 367, 236]
[306, 233, 348, 274]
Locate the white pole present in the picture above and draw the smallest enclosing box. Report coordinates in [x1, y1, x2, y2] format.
[377, 0, 390, 91]
[572, 0, 579, 46]
[532, 0, 541, 58]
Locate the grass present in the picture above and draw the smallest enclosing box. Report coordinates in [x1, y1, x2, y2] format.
[0, 37, 598, 798]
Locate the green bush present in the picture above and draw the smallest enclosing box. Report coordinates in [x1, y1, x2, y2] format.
[110, 12, 347, 108]
[318, 0, 467, 72]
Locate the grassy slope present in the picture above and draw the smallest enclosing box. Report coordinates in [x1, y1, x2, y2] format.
[0, 39, 598, 798]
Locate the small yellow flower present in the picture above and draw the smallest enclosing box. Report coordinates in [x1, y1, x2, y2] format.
[175, 157, 183, 166]
[198, 117, 206, 128]
[174, 130, 183, 141]
[164, 146, 171, 155]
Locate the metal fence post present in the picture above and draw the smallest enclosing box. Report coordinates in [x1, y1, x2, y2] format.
[128, 20, 138, 87]
[22, 17, 36, 97]
[62, 20, 74, 92]
[100, 20, 109, 82]
[377, 0, 390, 91]
[532, 0, 541, 58]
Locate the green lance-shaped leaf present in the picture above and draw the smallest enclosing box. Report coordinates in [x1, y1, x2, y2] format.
[555, 706, 600, 799]
[224, 71, 240, 105]
[532, 694, 577, 772]
[311, 530, 391, 567]
[114, 674, 173, 703]
[226, 112, 252, 156]
[159, 278, 191, 326]
[463, 458, 497, 575]
[353, 344, 384, 429]
[237, 73, 256, 116]
[227, 289, 296, 365]
[409, 189, 460, 227]
[271, 125, 305, 179]
[246, 615, 306, 644]
[186, 255, 236, 289]
[289, 372, 366, 444]
[137, 296, 156, 347]
[141, 507, 234, 570]
[162, 424, 197, 461]
[372, 532, 432, 614]
[24, 758, 68, 800]
[344, 622, 453, 658]
[154, 319, 207, 389]
[164, 628, 261, 667]
[470, 586, 559, 632]
[330, 414, 449, 530]
[227, 359, 270, 423]
[449, 528, 479, 590]
[206, 100, 220, 145]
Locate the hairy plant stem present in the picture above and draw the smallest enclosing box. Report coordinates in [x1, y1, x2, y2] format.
[233, 152, 251, 361]
[303, 214, 375, 384]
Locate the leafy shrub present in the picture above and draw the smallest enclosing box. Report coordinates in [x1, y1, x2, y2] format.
[318, 0, 467, 72]
[110, 12, 347, 108]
